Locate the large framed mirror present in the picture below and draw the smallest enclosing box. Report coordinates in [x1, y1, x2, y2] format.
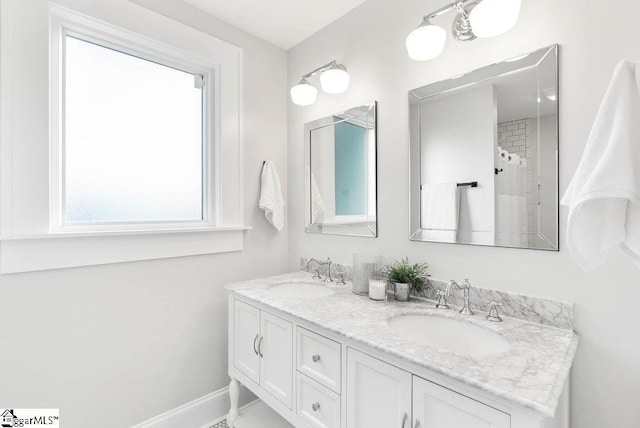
[409, 45, 558, 250]
[305, 102, 377, 237]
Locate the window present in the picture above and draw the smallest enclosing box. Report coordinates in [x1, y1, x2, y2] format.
[0, 4, 245, 273]
[63, 35, 206, 225]
[58, 33, 212, 230]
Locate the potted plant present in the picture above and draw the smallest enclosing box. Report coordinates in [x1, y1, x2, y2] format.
[383, 257, 430, 301]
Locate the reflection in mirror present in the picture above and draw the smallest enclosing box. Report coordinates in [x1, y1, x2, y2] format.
[305, 102, 377, 237]
[409, 45, 558, 250]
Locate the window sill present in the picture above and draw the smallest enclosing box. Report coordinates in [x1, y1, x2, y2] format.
[0, 226, 252, 274]
[0, 226, 252, 241]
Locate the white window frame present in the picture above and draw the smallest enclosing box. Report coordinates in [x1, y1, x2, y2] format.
[50, 17, 218, 233]
[0, 2, 248, 273]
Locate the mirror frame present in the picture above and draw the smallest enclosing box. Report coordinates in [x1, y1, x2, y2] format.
[408, 45, 559, 251]
[304, 101, 378, 238]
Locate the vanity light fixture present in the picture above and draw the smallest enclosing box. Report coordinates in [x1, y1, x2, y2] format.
[406, 0, 521, 61]
[290, 60, 350, 106]
[290, 77, 317, 106]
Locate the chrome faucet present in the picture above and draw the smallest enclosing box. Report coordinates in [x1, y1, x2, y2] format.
[305, 258, 334, 282]
[445, 279, 474, 315]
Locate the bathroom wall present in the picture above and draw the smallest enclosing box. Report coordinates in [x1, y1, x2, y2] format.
[0, 0, 287, 427]
[287, 0, 640, 426]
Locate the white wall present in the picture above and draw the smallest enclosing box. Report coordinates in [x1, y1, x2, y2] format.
[0, 1, 287, 427]
[287, 0, 640, 427]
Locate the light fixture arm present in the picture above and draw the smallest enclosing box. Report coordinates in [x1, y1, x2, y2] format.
[423, 0, 470, 22]
[301, 60, 338, 80]
[453, 2, 471, 20]
[423, 2, 458, 21]
[416, 0, 478, 42]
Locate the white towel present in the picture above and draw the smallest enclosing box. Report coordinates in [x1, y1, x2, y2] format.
[421, 183, 460, 242]
[305, 166, 325, 224]
[561, 60, 640, 271]
[259, 161, 285, 231]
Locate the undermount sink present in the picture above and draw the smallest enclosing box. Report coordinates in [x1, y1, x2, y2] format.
[267, 283, 335, 298]
[387, 314, 510, 358]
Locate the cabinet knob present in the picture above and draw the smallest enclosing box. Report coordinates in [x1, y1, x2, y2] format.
[312, 402, 320, 412]
[312, 354, 321, 363]
[414, 419, 421, 428]
[486, 300, 503, 322]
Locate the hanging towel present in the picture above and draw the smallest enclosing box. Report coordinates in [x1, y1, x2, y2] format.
[305, 166, 325, 224]
[259, 161, 285, 231]
[561, 60, 640, 271]
[421, 183, 460, 242]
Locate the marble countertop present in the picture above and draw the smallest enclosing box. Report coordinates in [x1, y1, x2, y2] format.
[226, 272, 578, 418]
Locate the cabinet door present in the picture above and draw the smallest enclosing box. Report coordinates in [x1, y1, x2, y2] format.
[346, 348, 412, 428]
[233, 300, 260, 384]
[260, 311, 294, 409]
[413, 376, 510, 428]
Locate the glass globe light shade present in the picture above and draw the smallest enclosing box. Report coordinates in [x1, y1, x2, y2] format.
[290, 80, 318, 106]
[320, 64, 350, 94]
[469, 0, 521, 38]
[405, 23, 447, 61]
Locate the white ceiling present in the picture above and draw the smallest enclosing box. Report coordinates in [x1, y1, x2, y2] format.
[180, 0, 368, 50]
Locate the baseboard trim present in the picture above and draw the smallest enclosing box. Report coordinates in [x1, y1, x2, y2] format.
[131, 385, 255, 428]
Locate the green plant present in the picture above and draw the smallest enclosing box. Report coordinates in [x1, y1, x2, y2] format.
[383, 257, 431, 294]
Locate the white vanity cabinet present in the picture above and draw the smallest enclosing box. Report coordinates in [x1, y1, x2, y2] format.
[232, 299, 293, 409]
[227, 292, 569, 428]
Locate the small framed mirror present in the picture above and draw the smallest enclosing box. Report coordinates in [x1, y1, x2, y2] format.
[409, 45, 558, 250]
[305, 102, 377, 237]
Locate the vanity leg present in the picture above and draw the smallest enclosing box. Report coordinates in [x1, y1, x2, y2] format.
[227, 378, 240, 426]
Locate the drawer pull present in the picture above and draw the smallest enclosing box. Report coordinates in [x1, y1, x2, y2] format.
[414, 419, 421, 428]
[258, 336, 264, 358]
[401, 412, 407, 428]
[252, 334, 259, 356]
[312, 402, 320, 412]
[312, 354, 321, 363]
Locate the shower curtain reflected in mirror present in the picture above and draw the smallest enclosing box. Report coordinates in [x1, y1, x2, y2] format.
[496, 148, 528, 247]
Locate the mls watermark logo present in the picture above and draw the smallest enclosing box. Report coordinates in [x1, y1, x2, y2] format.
[1, 410, 15, 428]
[0, 409, 59, 427]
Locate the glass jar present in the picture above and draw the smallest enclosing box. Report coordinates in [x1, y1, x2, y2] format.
[352, 253, 382, 295]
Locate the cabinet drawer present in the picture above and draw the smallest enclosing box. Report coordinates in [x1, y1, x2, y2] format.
[297, 327, 341, 393]
[297, 373, 341, 428]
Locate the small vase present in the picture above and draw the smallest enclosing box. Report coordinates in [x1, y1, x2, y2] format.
[394, 283, 410, 301]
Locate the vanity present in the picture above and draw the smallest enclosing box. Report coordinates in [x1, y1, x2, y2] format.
[226, 271, 577, 428]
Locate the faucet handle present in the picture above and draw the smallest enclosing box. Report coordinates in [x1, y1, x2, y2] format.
[435, 289, 449, 309]
[312, 267, 322, 280]
[486, 301, 503, 322]
[336, 272, 346, 285]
